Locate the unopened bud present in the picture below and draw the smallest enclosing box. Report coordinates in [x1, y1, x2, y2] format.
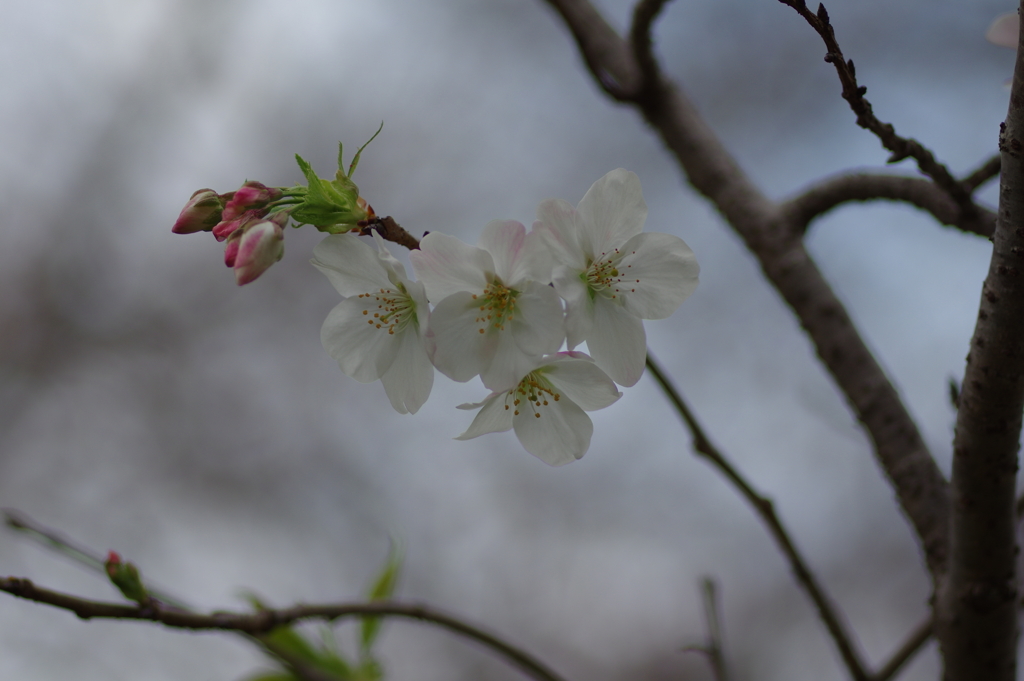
[172, 189, 225, 234]
[233, 220, 285, 285]
[104, 551, 149, 604]
[222, 181, 283, 222]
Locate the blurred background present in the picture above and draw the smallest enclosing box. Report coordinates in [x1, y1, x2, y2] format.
[0, 0, 1015, 679]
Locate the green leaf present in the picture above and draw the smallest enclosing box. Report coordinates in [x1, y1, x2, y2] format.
[360, 542, 402, 653]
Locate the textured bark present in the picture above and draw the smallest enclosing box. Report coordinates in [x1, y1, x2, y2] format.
[543, 0, 951, 578]
[934, 4, 1024, 678]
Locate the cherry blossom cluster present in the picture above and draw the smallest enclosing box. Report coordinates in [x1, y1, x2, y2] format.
[310, 169, 699, 465]
[172, 136, 699, 464]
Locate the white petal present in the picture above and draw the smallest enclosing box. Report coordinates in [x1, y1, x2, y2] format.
[371, 231, 411, 282]
[456, 392, 514, 439]
[510, 229, 555, 285]
[426, 291, 494, 382]
[312, 235, 392, 296]
[615, 232, 700, 320]
[545, 356, 622, 411]
[553, 266, 594, 350]
[510, 281, 565, 357]
[513, 397, 593, 466]
[480, 327, 538, 392]
[410, 233, 493, 302]
[478, 220, 527, 283]
[987, 13, 1019, 48]
[576, 169, 647, 255]
[379, 329, 434, 414]
[588, 300, 647, 387]
[320, 297, 402, 382]
[534, 199, 589, 269]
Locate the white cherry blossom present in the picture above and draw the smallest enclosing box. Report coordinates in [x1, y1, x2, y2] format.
[410, 220, 564, 390]
[455, 352, 622, 466]
[534, 169, 699, 387]
[312, 232, 433, 414]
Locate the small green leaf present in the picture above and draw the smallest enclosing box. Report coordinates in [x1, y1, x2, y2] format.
[360, 541, 402, 653]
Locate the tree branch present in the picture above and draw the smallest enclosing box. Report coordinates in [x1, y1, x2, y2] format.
[871, 616, 933, 681]
[963, 154, 1001, 193]
[781, 172, 996, 237]
[646, 354, 869, 681]
[0, 577, 568, 681]
[543, 0, 950, 580]
[934, 3, 1024, 678]
[776, 1, 979, 220]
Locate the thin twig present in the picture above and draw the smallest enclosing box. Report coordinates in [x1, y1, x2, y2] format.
[0, 577, 566, 681]
[4, 510, 564, 681]
[871, 616, 933, 681]
[776, 1, 977, 219]
[962, 154, 1001, 192]
[781, 172, 996, 237]
[645, 353, 869, 681]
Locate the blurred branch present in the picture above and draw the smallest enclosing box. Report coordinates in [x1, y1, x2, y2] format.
[872, 616, 933, 681]
[646, 354, 869, 681]
[781, 172, 996, 237]
[776, 1, 978, 219]
[543, 0, 950, 581]
[962, 154, 1001, 192]
[0, 578, 566, 681]
[682, 578, 729, 681]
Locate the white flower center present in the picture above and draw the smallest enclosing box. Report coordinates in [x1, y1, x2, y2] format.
[585, 248, 639, 300]
[471, 280, 518, 334]
[502, 371, 562, 418]
[359, 286, 415, 335]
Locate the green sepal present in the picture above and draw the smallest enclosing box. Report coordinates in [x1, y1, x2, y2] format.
[289, 154, 367, 232]
[360, 541, 402, 654]
[344, 122, 383, 179]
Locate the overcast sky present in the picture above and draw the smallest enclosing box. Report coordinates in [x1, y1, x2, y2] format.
[0, 1, 1017, 680]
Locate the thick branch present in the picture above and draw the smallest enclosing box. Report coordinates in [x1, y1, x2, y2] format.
[0, 577, 567, 681]
[543, 0, 950, 579]
[934, 4, 1024, 678]
[781, 172, 996, 237]
[646, 355, 869, 681]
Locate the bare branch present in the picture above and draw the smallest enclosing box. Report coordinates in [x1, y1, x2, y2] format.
[646, 354, 869, 681]
[775, 1, 978, 219]
[0, 578, 568, 681]
[364, 215, 421, 251]
[934, 5, 1024, 678]
[962, 154, 1001, 193]
[628, 0, 671, 100]
[544, 0, 950, 579]
[781, 172, 996, 237]
[871, 616, 933, 681]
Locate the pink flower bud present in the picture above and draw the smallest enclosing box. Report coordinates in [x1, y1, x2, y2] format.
[223, 229, 243, 267]
[233, 220, 284, 285]
[172, 189, 225, 234]
[221, 181, 283, 222]
[212, 208, 262, 242]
